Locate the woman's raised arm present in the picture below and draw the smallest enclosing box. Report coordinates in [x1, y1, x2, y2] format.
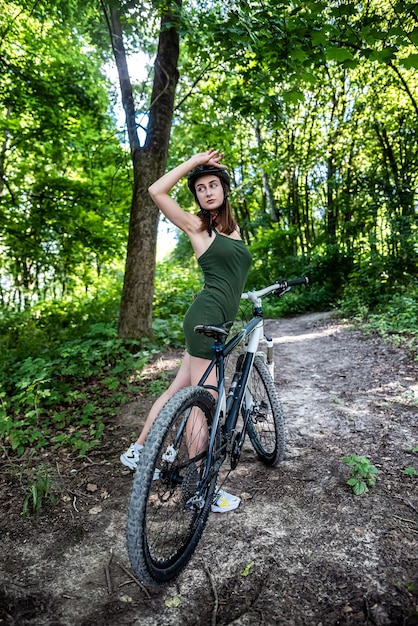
[148, 149, 225, 233]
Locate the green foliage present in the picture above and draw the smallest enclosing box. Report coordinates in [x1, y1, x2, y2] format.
[343, 454, 379, 495]
[21, 464, 56, 516]
[147, 374, 169, 396]
[339, 281, 418, 359]
[0, 287, 152, 457]
[304, 246, 355, 304]
[3, 0, 418, 331]
[153, 257, 203, 346]
[0, 2, 131, 308]
[260, 283, 317, 318]
[244, 241, 354, 315]
[0, 256, 210, 459]
[367, 293, 418, 334]
[172, 1, 418, 334]
[339, 244, 417, 312]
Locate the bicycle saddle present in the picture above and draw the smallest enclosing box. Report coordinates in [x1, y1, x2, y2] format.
[193, 321, 233, 340]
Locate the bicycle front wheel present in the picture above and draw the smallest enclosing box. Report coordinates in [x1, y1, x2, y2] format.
[127, 386, 217, 586]
[244, 355, 285, 466]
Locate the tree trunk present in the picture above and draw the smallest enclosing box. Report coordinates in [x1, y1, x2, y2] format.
[326, 148, 337, 243]
[255, 121, 278, 222]
[106, 3, 181, 340]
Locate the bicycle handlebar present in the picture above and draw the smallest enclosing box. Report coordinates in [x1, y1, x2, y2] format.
[241, 277, 309, 304]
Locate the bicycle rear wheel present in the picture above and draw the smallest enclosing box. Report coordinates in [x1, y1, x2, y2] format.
[127, 386, 217, 586]
[243, 354, 285, 466]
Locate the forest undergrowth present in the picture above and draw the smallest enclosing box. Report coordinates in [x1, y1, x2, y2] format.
[0, 262, 417, 516]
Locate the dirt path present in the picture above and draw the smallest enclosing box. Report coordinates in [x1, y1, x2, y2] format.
[1, 313, 417, 626]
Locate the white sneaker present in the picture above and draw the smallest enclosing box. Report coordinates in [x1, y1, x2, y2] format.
[120, 443, 160, 479]
[120, 443, 140, 470]
[211, 488, 241, 513]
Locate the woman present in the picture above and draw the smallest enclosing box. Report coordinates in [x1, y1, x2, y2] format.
[120, 148, 252, 512]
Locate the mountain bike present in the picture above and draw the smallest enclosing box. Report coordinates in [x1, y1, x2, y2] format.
[126, 277, 308, 586]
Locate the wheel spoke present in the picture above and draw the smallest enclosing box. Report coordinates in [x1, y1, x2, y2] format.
[245, 355, 285, 465]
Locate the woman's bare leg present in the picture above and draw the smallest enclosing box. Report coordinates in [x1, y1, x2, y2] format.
[185, 356, 217, 462]
[136, 353, 216, 446]
[128, 352, 239, 509]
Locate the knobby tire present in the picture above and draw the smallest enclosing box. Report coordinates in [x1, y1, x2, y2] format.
[243, 354, 285, 466]
[126, 386, 217, 586]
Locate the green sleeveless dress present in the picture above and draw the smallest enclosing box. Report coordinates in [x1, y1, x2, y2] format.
[183, 231, 252, 359]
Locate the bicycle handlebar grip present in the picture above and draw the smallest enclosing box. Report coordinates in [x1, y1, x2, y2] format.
[287, 276, 309, 286]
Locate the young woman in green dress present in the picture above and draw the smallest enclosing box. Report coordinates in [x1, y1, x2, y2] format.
[120, 149, 252, 512]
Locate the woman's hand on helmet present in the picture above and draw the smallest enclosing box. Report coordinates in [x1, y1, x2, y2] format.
[193, 149, 227, 170]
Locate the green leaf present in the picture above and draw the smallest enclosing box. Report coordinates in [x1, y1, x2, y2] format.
[353, 481, 368, 495]
[398, 54, 418, 70]
[341, 59, 359, 70]
[283, 90, 305, 104]
[325, 47, 354, 63]
[408, 28, 418, 46]
[369, 47, 398, 62]
[336, 3, 357, 16]
[311, 30, 328, 47]
[403, 467, 418, 476]
[241, 561, 255, 577]
[290, 48, 308, 62]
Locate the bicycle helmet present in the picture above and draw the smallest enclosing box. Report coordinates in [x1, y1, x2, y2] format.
[187, 165, 230, 194]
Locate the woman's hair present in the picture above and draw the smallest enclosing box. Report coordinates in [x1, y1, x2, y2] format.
[197, 200, 237, 235]
[187, 165, 237, 235]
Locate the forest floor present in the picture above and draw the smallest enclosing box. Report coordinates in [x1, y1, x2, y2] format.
[1, 312, 417, 626]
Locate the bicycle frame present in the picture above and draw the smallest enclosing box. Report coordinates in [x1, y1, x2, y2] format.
[193, 278, 308, 484]
[195, 315, 262, 478]
[194, 279, 301, 483]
